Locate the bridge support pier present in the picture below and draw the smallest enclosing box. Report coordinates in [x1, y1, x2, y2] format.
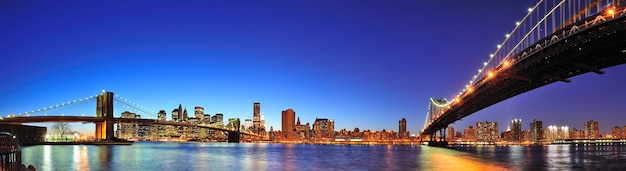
[227, 119, 241, 143]
[95, 92, 114, 140]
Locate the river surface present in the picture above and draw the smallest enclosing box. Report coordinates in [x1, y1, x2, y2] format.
[20, 142, 626, 170]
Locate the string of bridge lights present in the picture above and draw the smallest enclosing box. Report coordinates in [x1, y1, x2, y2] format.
[448, 0, 543, 104]
[14, 93, 103, 117]
[113, 94, 158, 118]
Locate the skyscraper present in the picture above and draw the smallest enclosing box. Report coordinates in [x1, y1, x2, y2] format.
[183, 108, 189, 121]
[447, 126, 455, 141]
[612, 126, 622, 139]
[530, 119, 543, 142]
[585, 120, 599, 139]
[158, 110, 166, 121]
[194, 106, 204, 120]
[253, 102, 261, 130]
[476, 121, 498, 142]
[398, 118, 407, 138]
[510, 119, 522, 141]
[282, 109, 296, 137]
[178, 104, 183, 121]
[172, 109, 179, 121]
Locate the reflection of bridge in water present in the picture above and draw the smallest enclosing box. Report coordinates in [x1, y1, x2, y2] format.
[422, 1, 626, 146]
[0, 91, 259, 142]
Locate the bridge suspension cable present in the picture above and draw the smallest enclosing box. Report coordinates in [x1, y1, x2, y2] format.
[12, 93, 101, 117]
[113, 94, 158, 118]
[453, 0, 621, 101]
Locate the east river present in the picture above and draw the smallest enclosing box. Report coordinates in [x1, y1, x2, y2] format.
[20, 142, 626, 170]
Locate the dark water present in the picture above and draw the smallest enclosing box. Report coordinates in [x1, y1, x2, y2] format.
[20, 142, 626, 170]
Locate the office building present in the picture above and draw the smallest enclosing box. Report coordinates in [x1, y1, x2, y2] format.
[194, 106, 204, 120]
[584, 120, 599, 139]
[476, 121, 498, 142]
[530, 119, 543, 142]
[253, 102, 261, 130]
[398, 118, 407, 138]
[282, 109, 296, 137]
[510, 119, 522, 141]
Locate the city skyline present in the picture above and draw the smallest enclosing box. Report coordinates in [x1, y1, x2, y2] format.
[2, 1, 626, 136]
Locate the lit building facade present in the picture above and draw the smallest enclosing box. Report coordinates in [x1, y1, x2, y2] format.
[158, 110, 167, 121]
[510, 119, 522, 141]
[398, 118, 407, 138]
[612, 126, 622, 139]
[447, 126, 455, 141]
[476, 121, 498, 142]
[294, 117, 310, 140]
[463, 126, 476, 141]
[118, 111, 138, 140]
[584, 120, 599, 139]
[530, 119, 543, 142]
[313, 118, 334, 141]
[545, 125, 569, 142]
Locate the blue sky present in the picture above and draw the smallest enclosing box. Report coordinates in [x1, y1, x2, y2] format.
[2, 1, 625, 136]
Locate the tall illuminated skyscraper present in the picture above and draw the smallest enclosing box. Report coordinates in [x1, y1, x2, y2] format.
[530, 119, 542, 142]
[398, 118, 407, 138]
[585, 120, 599, 139]
[510, 119, 522, 141]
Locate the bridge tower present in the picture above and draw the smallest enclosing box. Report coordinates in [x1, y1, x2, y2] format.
[227, 119, 241, 143]
[95, 92, 114, 140]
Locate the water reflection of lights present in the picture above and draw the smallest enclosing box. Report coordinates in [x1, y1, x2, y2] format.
[43, 145, 52, 170]
[73, 145, 90, 170]
[420, 147, 507, 170]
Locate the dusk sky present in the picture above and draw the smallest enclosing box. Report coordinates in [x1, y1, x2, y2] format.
[2, 1, 625, 136]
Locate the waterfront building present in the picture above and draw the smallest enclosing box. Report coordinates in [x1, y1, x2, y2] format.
[613, 126, 622, 139]
[545, 125, 569, 142]
[510, 119, 522, 141]
[522, 130, 530, 142]
[530, 119, 543, 142]
[157, 110, 167, 138]
[194, 106, 204, 120]
[569, 128, 584, 139]
[398, 118, 407, 138]
[282, 109, 296, 138]
[118, 111, 138, 140]
[476, 121, 498, 142]
[294, 117, 310, 140]
[584, 120, 599, 139]
[313, 118, 334, 141]
[463, 126, 476, 141]
[188, 117, 201, 139]
[253, 102, 261, 131]
[447, 126, 455, 141]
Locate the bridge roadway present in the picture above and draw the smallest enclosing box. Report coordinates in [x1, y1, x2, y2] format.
[424, 10, 626, 135]
[0, 116, 257, 136]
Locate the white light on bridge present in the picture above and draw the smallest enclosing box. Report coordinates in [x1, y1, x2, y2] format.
[516, 22, 521, 25]
[505, 34, 510, 38]
[497, 44, 502, 48]
[483, 62, 488, 66]
[527, 8, 533, 12]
